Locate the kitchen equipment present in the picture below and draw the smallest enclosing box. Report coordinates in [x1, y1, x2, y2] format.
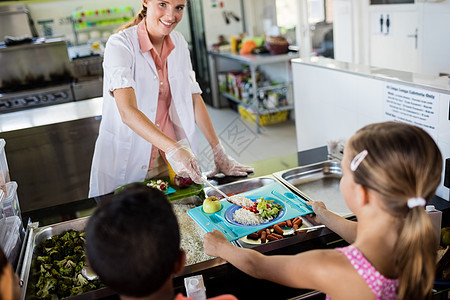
[188, 182, 313, 241]
[273, 160, 353, 218]
[0, 139, 10, 196]
[0, 37, 75, 112]
[0, 5, 37, 43]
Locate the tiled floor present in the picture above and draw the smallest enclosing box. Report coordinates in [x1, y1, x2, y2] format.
[196, 106, 298, 173]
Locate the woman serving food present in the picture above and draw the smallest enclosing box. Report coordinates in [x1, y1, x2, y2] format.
[89, 0, 252, 197]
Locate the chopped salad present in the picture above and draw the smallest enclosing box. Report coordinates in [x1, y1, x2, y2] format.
[243, 198, 283, 220]
[146, 179, 168, 192]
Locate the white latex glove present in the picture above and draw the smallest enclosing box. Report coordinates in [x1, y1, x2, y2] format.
[166, 139, 203, 184]
[207, 142, 254, 178]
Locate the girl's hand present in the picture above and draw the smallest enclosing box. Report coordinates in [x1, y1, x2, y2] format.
[304, 201, 329, 225]
[203, 229, 230, 257]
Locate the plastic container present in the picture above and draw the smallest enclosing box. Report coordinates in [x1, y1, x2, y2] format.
[426, 205, 442, 247]
[239, 105, 289, 125]
[184, 275, 206, 300]
[3, 181, 20, 219]
[0, 189, 4, 220]
[0, 139, 10, 197]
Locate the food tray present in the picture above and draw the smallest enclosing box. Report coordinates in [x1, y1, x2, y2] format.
[272, 160, 353, 218]
[19, 217, 114, 300]
[187, 182, 313, 242]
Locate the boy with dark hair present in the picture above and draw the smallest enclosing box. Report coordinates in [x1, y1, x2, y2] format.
[85, 184, 236, 300]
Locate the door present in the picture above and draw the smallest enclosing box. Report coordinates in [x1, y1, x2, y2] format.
[369, 9, 419, 73]
[186, 1, 213, 105]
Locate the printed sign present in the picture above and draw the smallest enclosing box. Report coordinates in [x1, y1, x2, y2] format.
[383, 83, 439, 139]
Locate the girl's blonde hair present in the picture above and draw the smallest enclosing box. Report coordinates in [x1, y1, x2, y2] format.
[348, 121, 442, 300]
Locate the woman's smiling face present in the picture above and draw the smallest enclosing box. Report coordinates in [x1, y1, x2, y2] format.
[143, 0, 186, 39]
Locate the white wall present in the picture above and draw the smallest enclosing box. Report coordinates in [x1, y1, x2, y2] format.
[201, 0, 244, 48]
[292, 60, 450, 201]
[333, 0, 450, 75]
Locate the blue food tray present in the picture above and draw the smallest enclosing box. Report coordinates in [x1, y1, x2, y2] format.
[187, 182, 313, 241]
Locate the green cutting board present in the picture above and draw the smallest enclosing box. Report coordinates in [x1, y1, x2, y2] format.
[114, 176, 204, 201]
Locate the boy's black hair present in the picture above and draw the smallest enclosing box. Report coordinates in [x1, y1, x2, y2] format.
[85, 184, 181, 297]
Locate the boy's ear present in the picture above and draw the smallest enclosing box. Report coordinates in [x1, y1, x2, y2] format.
[173, 249, 186, 275]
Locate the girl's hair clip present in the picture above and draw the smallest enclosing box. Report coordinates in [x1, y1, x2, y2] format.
[407, 197, 426, 209]
[350, 149, 368, 172]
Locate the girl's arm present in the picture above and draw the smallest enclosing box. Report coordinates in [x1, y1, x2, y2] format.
[203, 230, 344, 291]
[308, 201, 357, 244]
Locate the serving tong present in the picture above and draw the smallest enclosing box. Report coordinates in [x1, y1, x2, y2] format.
[282, 224, 326, 236]
[201, 177, 247, 207]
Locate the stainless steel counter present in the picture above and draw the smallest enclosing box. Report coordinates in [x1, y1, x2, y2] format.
[0, 99, 103, 212]
[0, 97, 103, 133]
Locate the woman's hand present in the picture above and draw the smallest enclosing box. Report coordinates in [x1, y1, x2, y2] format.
[207, 143, 254, 178]
[203, 229, 230, 257]
[166, 139, 202, 183]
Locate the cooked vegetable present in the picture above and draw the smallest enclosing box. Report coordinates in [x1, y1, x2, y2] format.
[33, 229, 103, 299]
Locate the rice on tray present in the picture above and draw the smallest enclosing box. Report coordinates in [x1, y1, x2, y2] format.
[232, 208, 269, 225]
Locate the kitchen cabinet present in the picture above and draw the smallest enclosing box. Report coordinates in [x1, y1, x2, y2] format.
[209, 51, 299, 133]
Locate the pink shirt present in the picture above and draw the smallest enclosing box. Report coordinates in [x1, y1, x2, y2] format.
[174, 293, 237, 300]
[137, 20, 177, 170]
[326, 245, 398, 300]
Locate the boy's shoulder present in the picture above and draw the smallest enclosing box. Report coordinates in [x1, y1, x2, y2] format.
[174, 293, 238, 300]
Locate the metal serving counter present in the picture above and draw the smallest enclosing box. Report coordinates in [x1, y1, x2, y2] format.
[18, 166, 450, 300]
[19, 173, 345, 300]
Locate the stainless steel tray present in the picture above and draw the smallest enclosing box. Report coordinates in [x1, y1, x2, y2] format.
[204, 176, 277, 198]
[19, 217, 114, 300]
[273, 160, 353, 218]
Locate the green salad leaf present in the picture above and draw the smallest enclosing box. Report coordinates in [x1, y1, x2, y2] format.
[256, 198, 283, 220]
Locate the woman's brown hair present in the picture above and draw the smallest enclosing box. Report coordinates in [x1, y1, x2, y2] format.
[116, 5, 147, 33]
[347, 121, 442, 300]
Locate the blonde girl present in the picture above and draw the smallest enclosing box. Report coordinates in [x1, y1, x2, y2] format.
[203, 121, 442, 300]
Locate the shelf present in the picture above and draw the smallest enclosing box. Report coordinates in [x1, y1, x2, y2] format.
[256, 82, 291, 92]
[221, 92, 242, 104]
[221, 92, 294, 114]
[209, 51, 300, 67]
[210, 51, 298, 133]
